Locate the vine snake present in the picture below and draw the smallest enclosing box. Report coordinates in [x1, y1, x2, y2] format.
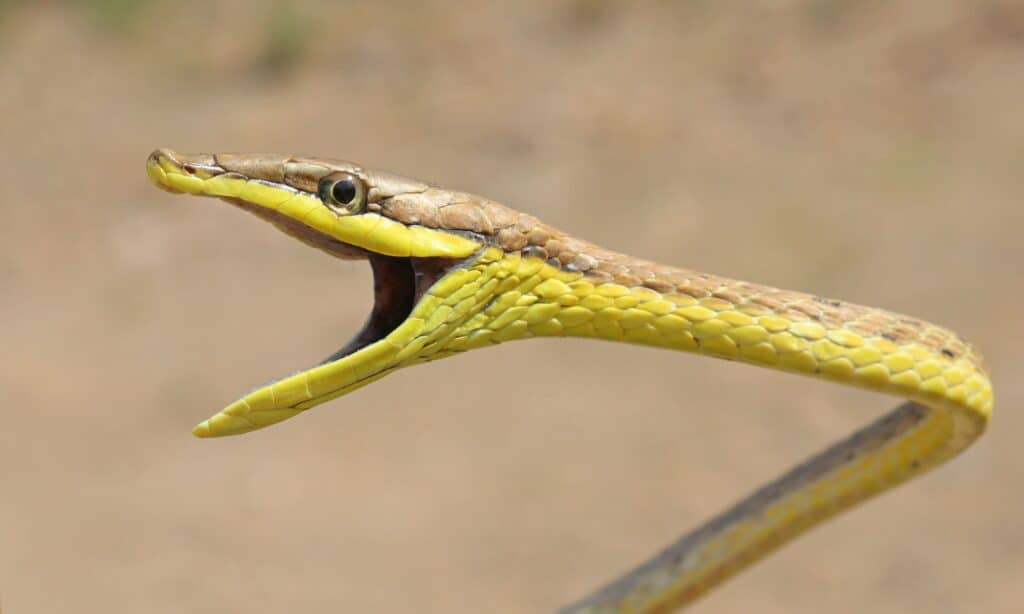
[146, 148, 993, 612]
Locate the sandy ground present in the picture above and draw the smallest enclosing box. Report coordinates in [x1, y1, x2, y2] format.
[1, 1, 1022, 612]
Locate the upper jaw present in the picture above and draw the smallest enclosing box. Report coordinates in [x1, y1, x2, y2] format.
[147, 148, 433, 201]
[147, 148, 354, 190]
[146, 148, 482, 260]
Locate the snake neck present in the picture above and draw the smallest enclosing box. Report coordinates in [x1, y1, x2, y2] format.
[406, 247, 990, 428]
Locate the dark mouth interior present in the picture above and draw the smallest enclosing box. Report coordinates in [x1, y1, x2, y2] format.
[220, 195, 464, 366]
[320, 255, 461, 364]
[319, 255, 414, 363]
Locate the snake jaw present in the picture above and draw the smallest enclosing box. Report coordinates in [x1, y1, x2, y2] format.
[186, 250, 485, 437]
[189, 254, 432, 438]
[146, 149, 482, 259]
[147, 148, 486, 437]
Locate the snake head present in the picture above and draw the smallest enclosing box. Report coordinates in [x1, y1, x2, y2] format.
[147, 148, 529, 437]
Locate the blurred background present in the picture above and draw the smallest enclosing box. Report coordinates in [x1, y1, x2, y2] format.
[1, 1, 1022, 612]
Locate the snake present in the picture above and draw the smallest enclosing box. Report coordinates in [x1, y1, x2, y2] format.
[146, 148, 993, 613]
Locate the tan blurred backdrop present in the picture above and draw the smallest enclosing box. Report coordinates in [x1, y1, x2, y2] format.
[1, 1, 1022, 612]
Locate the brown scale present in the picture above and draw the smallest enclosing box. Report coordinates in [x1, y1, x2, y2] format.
[376, 183, 978, 364]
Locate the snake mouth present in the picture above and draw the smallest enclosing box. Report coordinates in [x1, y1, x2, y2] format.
[208, 200, 459, 365]
[193, 209, 467, 437]
[147, 148, 480, 437]
[318, 254, 458, 365]
[324, 255, 417, 364]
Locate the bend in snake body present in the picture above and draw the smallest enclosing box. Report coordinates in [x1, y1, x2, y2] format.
[146, 148, 992, 613]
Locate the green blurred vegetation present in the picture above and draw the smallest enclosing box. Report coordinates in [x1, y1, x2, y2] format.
[803, 0, 858, 28]
[255, 2, 310, 77]
[0, 0, 312, 76]
[0, 0, 151, 30]
[73, 0, 153, 30]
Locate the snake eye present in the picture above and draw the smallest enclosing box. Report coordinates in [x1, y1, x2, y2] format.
[318, 172, 367, 214]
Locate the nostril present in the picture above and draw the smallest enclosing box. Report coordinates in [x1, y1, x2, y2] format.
[182, 163, 197, 174]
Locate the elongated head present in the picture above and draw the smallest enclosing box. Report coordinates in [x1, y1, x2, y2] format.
[147, 148, 534, 437]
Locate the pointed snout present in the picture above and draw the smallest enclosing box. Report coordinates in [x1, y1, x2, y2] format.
[146, 148, 225, 193]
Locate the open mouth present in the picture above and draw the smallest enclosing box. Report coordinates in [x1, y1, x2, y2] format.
[146, 148, 483, 437]
[199, 209, 469, 437]
[326, 254, 418, 364]
[220, 197, 457, 365]
[319, 254, 463, 365]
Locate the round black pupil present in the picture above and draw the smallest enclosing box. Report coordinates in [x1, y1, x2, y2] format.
[331, 179, 357, 204]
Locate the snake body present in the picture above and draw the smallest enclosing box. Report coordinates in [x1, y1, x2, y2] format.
[146, 148, 992, 612]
